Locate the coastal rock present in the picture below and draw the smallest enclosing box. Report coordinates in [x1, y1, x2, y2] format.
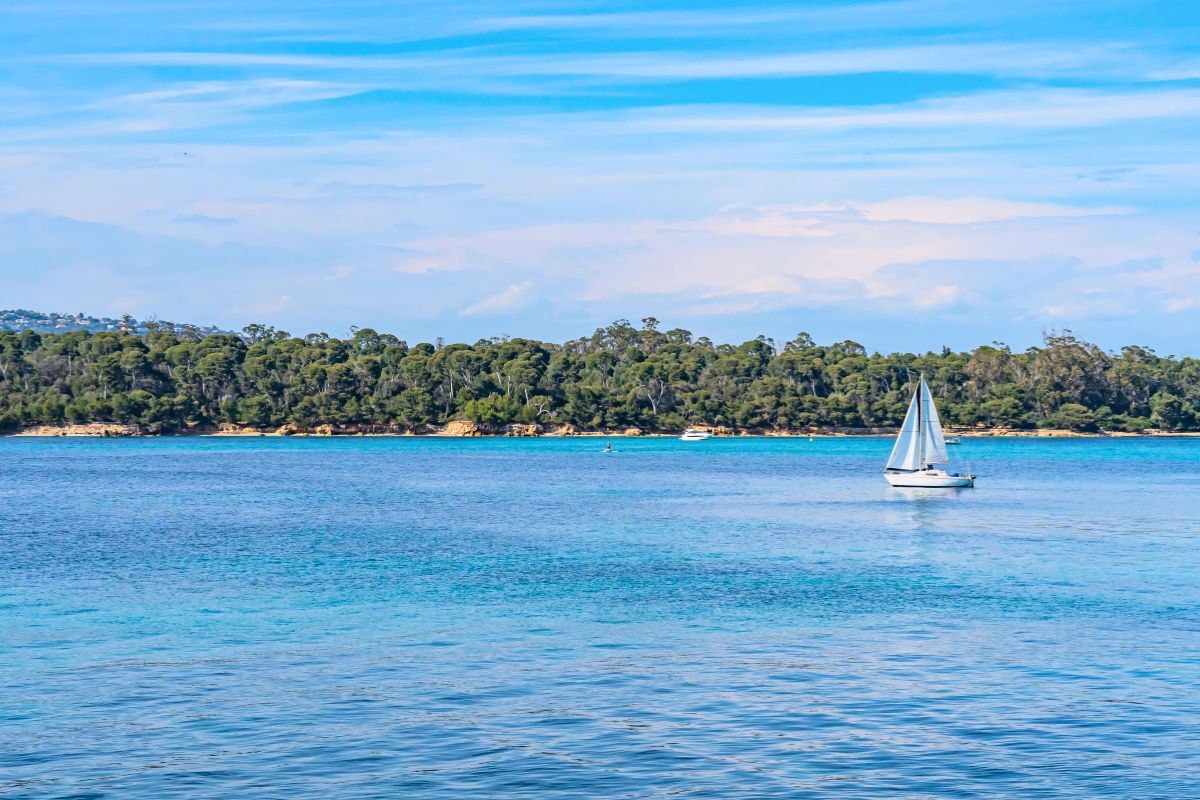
[16, 423, 143, 437]
[442, 419, 486, 437]
[504, 423, 540, 437]
[546, 424, 578, 437]
[335, 423, 407, 436]
[275, 423, 302, 436]
[692, 425, 735, 437]
[213, 423, 266, 436]
[313, 424, 335, 436]
[623, 427, 643, 436]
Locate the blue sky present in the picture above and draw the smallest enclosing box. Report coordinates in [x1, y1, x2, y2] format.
[1, 0, 1199, 352]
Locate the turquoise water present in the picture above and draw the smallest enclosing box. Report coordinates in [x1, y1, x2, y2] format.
[2, 437, 1198, 798]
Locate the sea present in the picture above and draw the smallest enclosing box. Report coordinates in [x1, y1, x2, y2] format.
[2, 436, 1198, 798]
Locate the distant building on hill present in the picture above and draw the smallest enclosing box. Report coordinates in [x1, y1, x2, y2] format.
[0, 309, 232, 337]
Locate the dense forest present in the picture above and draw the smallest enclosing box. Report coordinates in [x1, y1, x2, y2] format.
[0, 318, 1197, 433]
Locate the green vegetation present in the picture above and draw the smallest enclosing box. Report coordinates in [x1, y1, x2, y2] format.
[0, 318, 1197, 433]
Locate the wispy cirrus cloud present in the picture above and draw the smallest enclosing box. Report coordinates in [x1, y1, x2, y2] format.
[32, 41, 1153, 82]
[91, 79, 355, 109]
[5, 79, 362, 141]
[474, 0, 1106, 36]
[619, 88, 1200, 134]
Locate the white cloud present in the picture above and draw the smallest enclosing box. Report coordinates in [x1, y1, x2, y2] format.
[668, 209, 833, 238]
[401, 199, 1199, 327]
[460, 282, 534, 316]
[917, 284, 965, 308]
[723, 197, 1130, 228]
[855, 196, 1130, 225]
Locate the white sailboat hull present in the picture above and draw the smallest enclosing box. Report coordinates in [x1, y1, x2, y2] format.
[885, 470, 974, 488]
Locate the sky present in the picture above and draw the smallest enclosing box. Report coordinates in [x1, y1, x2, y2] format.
[1, 0, 1199, 353]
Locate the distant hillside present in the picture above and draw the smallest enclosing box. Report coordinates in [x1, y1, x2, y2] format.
[0, 309, 232, 337]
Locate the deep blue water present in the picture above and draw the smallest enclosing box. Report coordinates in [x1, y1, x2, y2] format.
[2, 436, 1198, 799]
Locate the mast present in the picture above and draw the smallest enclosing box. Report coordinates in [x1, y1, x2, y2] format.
[916, 374, 924, 470]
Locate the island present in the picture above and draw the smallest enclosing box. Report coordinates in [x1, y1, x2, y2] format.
[1, 316, 1196, 437]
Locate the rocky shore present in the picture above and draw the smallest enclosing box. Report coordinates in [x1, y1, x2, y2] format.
[9, 422, 1194, 438]
[15, 423, 146, 437]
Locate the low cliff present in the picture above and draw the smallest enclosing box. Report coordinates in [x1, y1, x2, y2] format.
[15, 423, 146, 437]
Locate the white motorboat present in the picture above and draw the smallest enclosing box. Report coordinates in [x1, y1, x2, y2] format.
[884, 376, 976, 488]
[679, 428, 712, 441]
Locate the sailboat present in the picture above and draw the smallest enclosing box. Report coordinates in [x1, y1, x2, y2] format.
[884, 375, 976, 488]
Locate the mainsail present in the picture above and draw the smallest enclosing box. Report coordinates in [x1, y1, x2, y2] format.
[886, 382, 923, 471]
[885, 375, 949, 472]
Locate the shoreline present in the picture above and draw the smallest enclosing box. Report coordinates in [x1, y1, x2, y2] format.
[8, 423, 1200, 439]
